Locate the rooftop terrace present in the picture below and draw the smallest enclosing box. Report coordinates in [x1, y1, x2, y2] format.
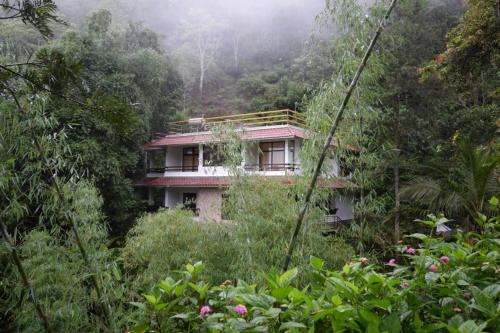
[166, 109, 305, 135]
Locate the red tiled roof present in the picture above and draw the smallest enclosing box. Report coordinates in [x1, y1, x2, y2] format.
[144, 126, 306, 148]
[136, 176, 348, 189]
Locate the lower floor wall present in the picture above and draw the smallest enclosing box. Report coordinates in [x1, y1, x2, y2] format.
[149, 187, 354, 223]
[163, 187, 223, 221]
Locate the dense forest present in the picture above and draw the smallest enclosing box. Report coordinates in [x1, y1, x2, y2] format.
[0, 0, 498, 332]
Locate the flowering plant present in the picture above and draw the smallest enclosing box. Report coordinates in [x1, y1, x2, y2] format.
[127, 200, 499, 332]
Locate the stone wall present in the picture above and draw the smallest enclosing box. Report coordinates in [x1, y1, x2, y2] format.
[197, 188, 223, 221]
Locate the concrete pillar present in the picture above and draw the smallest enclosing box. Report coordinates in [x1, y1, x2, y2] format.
[241, 145, 246, 168]
[198, 143, 203, 169]
[284, 139, 289, 167]
[148, 187, 153, 205]
[164, 148, 168, 173]
[164, 188, 169, 207]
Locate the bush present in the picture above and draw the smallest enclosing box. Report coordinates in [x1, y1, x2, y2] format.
[127, 208, 500, 332]
[122, 209, 237, 290]
[123, 178, 354, 291]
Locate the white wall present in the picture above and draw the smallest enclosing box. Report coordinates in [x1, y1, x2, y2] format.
[334, 196, 354, 221]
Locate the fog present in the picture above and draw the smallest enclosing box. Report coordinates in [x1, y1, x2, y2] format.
[56, 0, 325, 53]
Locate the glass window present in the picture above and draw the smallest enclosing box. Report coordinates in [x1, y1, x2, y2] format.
[183, 193, 197, 211]
[203, 144, 225, 166]
[182, 147, 199, 171]
[259, 141, 285, 171]
[289, 140, 295, 166]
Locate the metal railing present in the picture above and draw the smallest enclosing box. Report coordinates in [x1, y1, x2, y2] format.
[166, 109, 305, 134]
[244, 163, 300, 171]
[147, 166, 198, 173]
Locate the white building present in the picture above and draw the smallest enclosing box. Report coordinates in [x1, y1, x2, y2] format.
[137, 109, 354, 223]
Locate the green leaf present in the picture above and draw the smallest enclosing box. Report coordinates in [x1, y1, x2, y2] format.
[483, 284, 500, 298]
[272, 286, 293, 301]
[331, 294, 342, 306]
[171, 313, 191, 320]
[489, 196, 498, 207]
[407, 233, 428, 240]
[380, 313, 401, 333]
[310, 256, 324, 270]
[425, 272, 440, 283]
[279, 322, 307, 331]
[470, 288, 495, 316]
[128, 301, 146, 310]
[142, 293, 157, 305]
[186, 263, 194, 273]
[279, 267, 298, 286]
[458, 320, 487, 333]
[129, 323, 149, 333]
[154, 303, 168, 311]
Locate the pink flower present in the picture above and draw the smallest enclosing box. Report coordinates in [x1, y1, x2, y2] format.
[400, 281, 409, 289]
[406, 247, 416, 255]
[200, 305, 211, 316]
[453, 307, 462, 313]
[388, 258, 397, 267]
[439, 256, 449, 264]
[428, 264, 437, 272]
[360, 257, 368, 265]
[234, 304, 248, 316]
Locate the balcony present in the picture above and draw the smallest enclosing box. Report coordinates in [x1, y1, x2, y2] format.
[147, 165, 198, 173]
[244, 163, 300, 172]
[166, 109, 305, 134]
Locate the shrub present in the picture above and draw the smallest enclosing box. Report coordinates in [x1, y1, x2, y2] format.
[128, 207, 500, 332]
[122, 209, 237, 290]
[123, 179, 354, 291]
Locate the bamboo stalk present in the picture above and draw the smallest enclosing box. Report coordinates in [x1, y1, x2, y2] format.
[1, 221, 52, 333]
[282, 0, 398, 272]
[5, 86, 115, 331]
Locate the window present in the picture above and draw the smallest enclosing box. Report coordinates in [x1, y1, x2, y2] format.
[259, 141, 285, 170]
[182, 147, 199, 171]
[289, 140, 295, 167]
[183, 193, 197, 211]
[203, 144, 225, 166]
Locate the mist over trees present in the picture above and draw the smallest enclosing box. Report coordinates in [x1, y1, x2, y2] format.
[1, 0, 499, 332]
[56, 0, 326, 115]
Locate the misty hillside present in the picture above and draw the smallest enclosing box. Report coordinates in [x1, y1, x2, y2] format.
[1, 1, 499, 332]
[56, 0, 327, 117]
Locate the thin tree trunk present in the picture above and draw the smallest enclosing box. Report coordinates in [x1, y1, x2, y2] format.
[1, 221, 52, 333]
[282, 0, 399, 272]
[394, 105, 401, 243]
[233, 35, 239, 70]
[6, 88, 114, 330]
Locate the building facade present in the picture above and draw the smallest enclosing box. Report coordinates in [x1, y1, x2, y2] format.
[136, 109, 354, 222]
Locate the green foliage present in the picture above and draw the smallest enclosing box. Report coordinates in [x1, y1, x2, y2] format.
[0, 0, 63, 37]
[130, 208, 500, 332]
[1, 181, 127, 332]
[123, 179, 354, 291]
[402, 141, 499, 222]
[122, 209, 236, 289]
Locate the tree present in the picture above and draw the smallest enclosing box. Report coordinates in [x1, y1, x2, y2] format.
[401, 141, 499, 227]
[176, 8, 225, 103]
[0, 0, 62, 37]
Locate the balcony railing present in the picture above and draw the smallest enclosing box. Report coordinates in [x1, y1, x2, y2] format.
[147, 166, 198, 173]
[148, 163, 301, 174]
[244, 163, 300, 171]
[166, 109, 305, 134]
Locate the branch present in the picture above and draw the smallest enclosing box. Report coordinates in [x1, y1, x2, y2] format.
[282, 0, 399, 272]
[2, 84, 116, 331]
[1, 221, 52, 333]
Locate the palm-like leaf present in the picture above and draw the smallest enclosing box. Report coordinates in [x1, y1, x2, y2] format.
[402, 141, 499, 221]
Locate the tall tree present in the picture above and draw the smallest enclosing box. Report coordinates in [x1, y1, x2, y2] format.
[176, 8, 225, 104]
